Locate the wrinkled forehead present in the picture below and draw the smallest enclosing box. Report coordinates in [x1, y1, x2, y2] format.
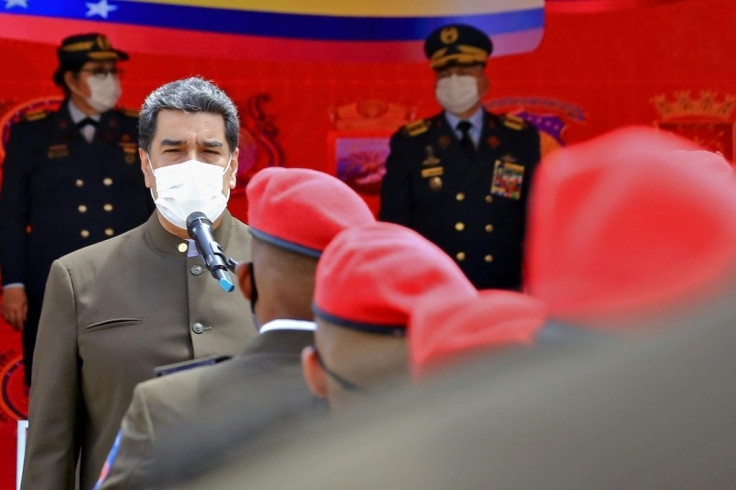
[151, 110, 227, 145]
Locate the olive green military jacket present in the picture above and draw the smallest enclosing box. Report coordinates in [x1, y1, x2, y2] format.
[21, 211, 256, 490]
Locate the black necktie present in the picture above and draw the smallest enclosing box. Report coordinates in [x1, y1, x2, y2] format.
[457, 121, 475, 156]
[77, 117, 98, 129]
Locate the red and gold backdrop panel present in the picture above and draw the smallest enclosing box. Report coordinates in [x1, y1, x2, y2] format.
[0, 0, 735, 485]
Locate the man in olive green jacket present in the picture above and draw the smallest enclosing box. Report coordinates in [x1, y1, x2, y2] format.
[21, 77, 256, 490]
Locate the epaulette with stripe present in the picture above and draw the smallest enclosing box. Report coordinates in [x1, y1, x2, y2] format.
[402, 118, 430, 137]
[23, 109, 49, 122]
[500, 114, 527, 131]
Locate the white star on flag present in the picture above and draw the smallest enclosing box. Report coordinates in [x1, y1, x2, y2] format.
[86, 0, 118, 19]
[5, 0, 29, 8]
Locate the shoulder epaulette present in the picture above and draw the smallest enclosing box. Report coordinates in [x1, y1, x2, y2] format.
[120, 108, 140, 118]
[501, 114, 527, 131]
[402, 119, 429, 137]
[23, 109, 49, 122]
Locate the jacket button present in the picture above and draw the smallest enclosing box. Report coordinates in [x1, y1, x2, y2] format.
[103, 177, 113, 186]
[191, 322, 205, 334]
[103, 203, 113, 212]
[191, 265, 203, 276]
[75, 179, 84, 188]
[456, 192, 465, 201]
[456, 252, 466, 261]
[485, 254, 494, 263]
[177, 243, 188, 253]
[485, 224, 494, 233]
[78, 204, 87, 213]
[455, 222, 465, 232]
[80, 229, 90, 238]
[485, 195, 493, 203]
[105, 228, 114, 237]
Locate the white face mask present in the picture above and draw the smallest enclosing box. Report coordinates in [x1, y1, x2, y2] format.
[84, 74, 122, 112]
[435, 74, 480, 115]
[149, 156, 232, 230]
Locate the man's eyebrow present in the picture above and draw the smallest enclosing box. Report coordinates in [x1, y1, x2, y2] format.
[202, 140, 224, 148]
[160, 139, 183, 147]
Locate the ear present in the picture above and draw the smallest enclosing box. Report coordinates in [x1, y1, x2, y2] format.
[227, 148, 239, 190]
[140, 148, 154, 191]
[236, 260, 252, 301]
[301, 346, 328, 399]
[63, 71, 80, 95]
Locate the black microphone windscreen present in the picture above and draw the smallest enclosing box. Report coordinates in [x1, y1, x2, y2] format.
[187, 211, 208, 226]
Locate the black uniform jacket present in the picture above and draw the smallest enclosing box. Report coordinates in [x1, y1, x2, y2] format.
[0, 103, 153, 295]
[379, 110, 540, 290]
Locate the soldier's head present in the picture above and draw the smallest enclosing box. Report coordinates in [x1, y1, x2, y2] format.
[527, 126, 736, 328]
[424, 24, 492, 118]
[238, 167, 375, 328]
[302, 222, 477, 410]
[410, 290, 547, 380]
[54, 33, 128, 115]
[138, 77, 240, 236]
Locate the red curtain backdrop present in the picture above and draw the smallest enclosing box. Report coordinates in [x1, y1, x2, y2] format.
[0, 0, 734, 485]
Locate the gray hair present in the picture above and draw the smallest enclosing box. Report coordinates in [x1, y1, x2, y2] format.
[139, 77, 240, 152]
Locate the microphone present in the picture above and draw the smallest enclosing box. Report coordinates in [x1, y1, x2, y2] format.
[186, 212, 235, 292]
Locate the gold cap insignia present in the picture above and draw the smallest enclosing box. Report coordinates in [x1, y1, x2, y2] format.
[62, 41, 94, 52]
[97, 35, 112, 50]
[440, 27, 459, 45]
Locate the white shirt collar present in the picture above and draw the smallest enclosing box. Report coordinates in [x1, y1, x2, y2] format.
[259, 319, 316, 334]
[67, 100, 101, 124]
[444, 106, 484, 132]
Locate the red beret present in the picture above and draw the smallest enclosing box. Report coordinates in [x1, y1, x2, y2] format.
[247, 167, 375, 257]
[666, 149, 733, 177]
[314, 222, 477, 336]
[527, 126, 736, 323]
[410, 290, 547, 379]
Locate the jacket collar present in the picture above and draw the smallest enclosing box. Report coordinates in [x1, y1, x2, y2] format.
[144, 209, 235, 256]
[243, 328, 315, 356]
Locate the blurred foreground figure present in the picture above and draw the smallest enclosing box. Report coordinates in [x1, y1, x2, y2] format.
[99, 168, 374, 489]
[526, 127, 736, 325]
[301, 222, 477, 410]
[410, 290, 547, 379]
[22, 77, 255, 490]
[191, 297, 736, 489]
[173, 126, 736, 489]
